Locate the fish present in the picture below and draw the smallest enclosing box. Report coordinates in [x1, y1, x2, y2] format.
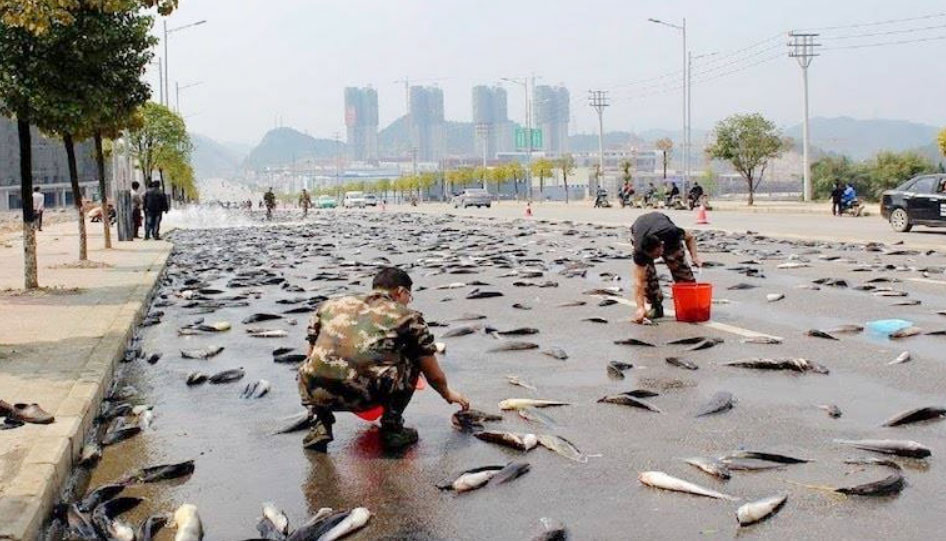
[452, 312, 487, 321]
[488, 341, 540, 352]
[495, 327, 540, 336]
[171, 503, 203, 541]
[91, 497, 142, 541]
[473, 431, 538, 451]
[819, 404, 842, 418]
[806, 329, 838, 341]
[727, 283, 757, 290]
[65, 504, 97, 540]
[665, 336, 710, 345]
[517, 407, 559, 427]
[301, 507, 371, 541]
[531, 518, 568, 541]
[102, 421, 141, 446]
[512, 303, 532, 310]
[778, 262, 809, 269]
[146, 353, 162, 364]
[597, 393, 661, 413]
[582, 317, 609, 324]
[882, 405, 946, 426]
[836, 459, 904, 496]
[490, 461, 531, 485]
[498, 398, 570, 410]
[688, 338, 723, 351]
[835, 439, 931, 459]
[722, 450, 810, 464]
[441, 325, 480, 338]
[557, 300, 587, 307]
[722, 358, 829, 374]
[637, 471, 739, 501]
[121, 460, 196, 484]
[890, 326, 923, 339]
[241, 380, 272, 399]
[614, 338, 656, 347]
[437, 465, 504, 492]
[606, 361, 634, 379]
[892, 299, 921, 306]
[541, 347, 569, 360]
[451, 409, 502, 432]
[77, 483, 125, 513]
[284, 508, 337, 541]
[242, 313, 283, 324]
[466, 289, 504, 299]
[272, 346, 295, 356]
[137, 514, 169, 541]
[197, 321, 231, 332]
[273, 412, 314, 435]
[536, 434, 587, 463]
[181, 346, 225, 359]
[186, 372, 208, 386]
[209, 368, 245, 384]
[683, 457, 731, 480]
[766, 293, 785, 302]
[665, 357, 698, 370]
[598, 298, 618, 307]
[257, 502, 290, 540]
[695, 391, 735, 417]
[889, 351, 911, 365]
[247, 328, 290, 338]
[737, 494, 788, 526]
[505, 375, 537, 391]
[721, 458, 788, 471]
[78, 443, 102, 467]
[274, 353, 308, 364]
[741, 336, 783, 345]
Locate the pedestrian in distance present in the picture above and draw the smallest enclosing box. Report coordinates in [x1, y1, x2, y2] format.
[830, 180, 843, 216]
[297, 266, 470, 453]
[31, 187, 44, 231]
[630, 211, 703, 324]
[299, 189, 312, 218]
[142, 181, 166, 240]
[264, 188, 276, 220]
[130, 181, 143, 239]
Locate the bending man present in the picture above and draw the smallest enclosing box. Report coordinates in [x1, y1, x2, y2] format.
[631, 211, 702, 323]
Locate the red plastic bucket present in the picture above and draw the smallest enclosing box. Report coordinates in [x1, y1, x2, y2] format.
[672, 282, 713, 323]
[353, 375, 427, 422]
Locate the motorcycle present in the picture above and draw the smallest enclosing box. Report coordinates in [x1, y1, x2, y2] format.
[840, 198, 864, 217]
[618, 189, 634, 208]
[666, 195, 686, 210]
[594, 189, 612, 208]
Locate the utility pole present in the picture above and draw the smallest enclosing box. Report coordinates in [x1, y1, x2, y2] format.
[688, 51, 716, 191]
[334, 132, 341, 198]
[789, 31, 820, 202]
[588, 90, 610, 196]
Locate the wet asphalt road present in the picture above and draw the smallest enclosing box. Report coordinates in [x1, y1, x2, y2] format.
[52, 209, 946, 540]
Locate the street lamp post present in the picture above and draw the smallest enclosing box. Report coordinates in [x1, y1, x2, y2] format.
[687, 51, 716, 185]
[176, 81, 204, 114]
[164, 19, 207, 108]
[648, 17, 686, 190]
[501, 76, 536, 200]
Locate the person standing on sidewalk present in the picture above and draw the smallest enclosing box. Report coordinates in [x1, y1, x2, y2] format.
[299, 189, 312, 218]
[32, 188, 45, 231]
[264, 188, 276, 220]
[130, 181, 143, 239]
[143, 181, 166, 240]
[630, 211, 703, 324]
[830, 180, 843, 216]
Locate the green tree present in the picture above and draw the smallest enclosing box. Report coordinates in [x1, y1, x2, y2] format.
[531, 158, 554, 194]
[619, 159, 632, 184]
[865, 151, 934, 198]
[556, 154, 576, 204]
[811, 155, 860, 200]
[655, 138, 673, 179]
[487, 164, 506, 194]
[706, 113, 787, 205]
[128, 102, 189, 190]
[0, 0, 177, 34]
[937, 127, 946, 158]
[506, 162, 525, 198]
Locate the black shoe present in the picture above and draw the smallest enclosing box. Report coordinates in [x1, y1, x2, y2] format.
[380, 426, 419, 450]
[648, 303, 665, 319]
[302, 421, 334, 452]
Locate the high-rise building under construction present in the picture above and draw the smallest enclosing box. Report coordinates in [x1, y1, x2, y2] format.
[409, 86, 444, 161]
[471, 85, 513, 160]
[344, 87, 379, 161]
[533, 85, 570, 155]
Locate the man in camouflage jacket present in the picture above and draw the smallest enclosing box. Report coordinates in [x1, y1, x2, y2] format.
[298, 267, 469, 452]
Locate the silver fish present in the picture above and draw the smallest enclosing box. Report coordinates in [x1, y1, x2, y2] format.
[684, 457, 731, 480]
[505, 375, 537, 391]
[889, 351, 911, 365]
[695, 391, 735, 417]
[473, 431, 538, 451]
[257, 502, 290, 539]
[597, 393, 661, 413]
[499, 398, 570, 410]
[488, 341, 540, 352]
[638, 471, 739, 501]
[883, 405, 946, 426]
[171, 504, 203, 541]
[741, 336, 783, 345]
[666, 357, 698, 370]
[537, 434, 587, 463]
[835, 438, 931, 459]
[722, 358, 829, 374]
[181, 346, 224, 359]
[737, 494, 787, 526]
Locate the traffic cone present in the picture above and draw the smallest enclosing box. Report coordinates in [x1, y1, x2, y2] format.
[525, 202, 533, 217]
[695, 203, 709, 225]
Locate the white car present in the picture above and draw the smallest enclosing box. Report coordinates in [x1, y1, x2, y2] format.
[363, 194, 378, 206]
[343, 191, 366, 208]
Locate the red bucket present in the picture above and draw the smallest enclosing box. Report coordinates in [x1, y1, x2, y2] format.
[671, 282, 713, 323]
[353, 375, 427, 422]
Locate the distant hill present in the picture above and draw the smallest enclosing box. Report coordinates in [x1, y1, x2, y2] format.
[785, 117, 940, 160]
[191, 133, 245, 179]
[243, 127, 342, 170]
[379, 115, 475, 158]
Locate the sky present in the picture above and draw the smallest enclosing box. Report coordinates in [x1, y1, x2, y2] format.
[151, 0, 946, 146]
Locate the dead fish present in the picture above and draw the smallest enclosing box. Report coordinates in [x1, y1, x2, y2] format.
[452, 312, 487, 321]
[517, 407, 559, 428]
[241, 379, 272, 399]
[197, 321, 231, 333]
[836, 459, 904, 496]
[541, 347, 569, 360]
[874, 290, 908, 297]
[684, 457, 732, 480]
[598, 299, 618, 307]
[304, 508, 371, 541]
[242, 313, 283, 324]
[102, 422, 141, 446]
[722, 358, 829, 374]
[536, 434, 587, 463]
[77, 483, 125, 513]
[272, 346, 295, 356]
[466, 289, 504, 299]
[257, 501, 290, 539]
[882, 405, 946, 426]
[208, 368, 245, 384]
[665, 336, 710, 345]
[925, 329, 946, 336]
[91, 497, 142, 541]
[819, 404, 842, 418]
[473, 430, 538, 451]
[121, 460, 195, 484]
[274, 353, 308, 364]
[606, 361, 634, 379]
[498, 398, 570, 410]
[597, 393, 661, 412]
[778, 261, 809, 268]
[434, 282, 468, 290]
[437, 465, 504, 492]
[137, 514, 168, 541]
[766, 293, 785, 302]
[273, 412, 314, 435]
[186, 372, 208, 386]
[835, 439, 931, 459]
[65, 504, 97, 540]
[488, 341, 539, 352]
[246, 328, 289, 338]
[688, 338, 723, 351]
[737, 494, 788, 526]
[442, 325, 480, 338]
[78, 443, 102, 467]
[490, 461, 531, 485]
[806, 329, 838, 341]
[531, 517, 568, 541]
[827, 324, 864, 334]
[722, 458, 787, 471]
[695, 391, 735, 417]
[638, 471, 739, 501]
[505, 375, 537, 391]
[727, 283, 757, 290]
[741, 336, 783, 345]
[723, 450, 810, 464]
[892, 299, 921, 306]
[614, 338, 656, 347]
[890, 326, 923, 339]
[146, 353, 162, 365]
[557, 300, 587, 307]
[666, 357, 698, 370]
[495, 327, 540, 336]
[512, 303, 532, 310]
[181, 345, 224, 359]
[171, 504, 203, 541]
[451, 409, 502, 432]
[889, 351, 911, 365]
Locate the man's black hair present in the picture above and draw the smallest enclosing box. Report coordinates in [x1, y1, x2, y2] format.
[132, 181, 140, 189]
[641, 234, 663, 254]
[373, 267, 413, 291]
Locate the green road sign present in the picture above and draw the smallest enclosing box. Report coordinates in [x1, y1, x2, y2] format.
[515, 127, 543, 150]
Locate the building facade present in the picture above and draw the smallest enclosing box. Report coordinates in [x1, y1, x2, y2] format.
[409, 86, 444, 162]
[0, 116, 99, 211]
[533, 85, 570, 155]
[344, 87, 379, 162]
[471, 85, 514, 161]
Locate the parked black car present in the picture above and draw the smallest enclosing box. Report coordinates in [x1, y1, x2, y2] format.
[881, 174, 946, 232]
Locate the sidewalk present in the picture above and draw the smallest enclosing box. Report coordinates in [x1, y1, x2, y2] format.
[0, 221, 171, 540]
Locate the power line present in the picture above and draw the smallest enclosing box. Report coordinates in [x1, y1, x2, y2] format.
[821, 22, 946, 40]
[822, 33, 946, 50]
[799, 11, 946, 31]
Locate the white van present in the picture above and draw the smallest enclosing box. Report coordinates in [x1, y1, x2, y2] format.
[343, 191, 366, 208]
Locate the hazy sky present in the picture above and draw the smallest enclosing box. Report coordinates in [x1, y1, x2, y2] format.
[154, 0, 946, 145]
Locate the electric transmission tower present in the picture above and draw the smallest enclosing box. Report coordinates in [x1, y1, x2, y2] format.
[588, 90, 610, 195]
[788, 31, 820, 202]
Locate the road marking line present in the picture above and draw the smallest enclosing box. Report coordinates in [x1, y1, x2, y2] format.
[908, 277, 946, 286]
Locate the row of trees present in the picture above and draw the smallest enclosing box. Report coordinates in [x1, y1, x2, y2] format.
[0, 0, 185, 289]
[811, 151, 941, 201]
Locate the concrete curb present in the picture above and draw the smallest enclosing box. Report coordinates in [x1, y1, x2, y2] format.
[0, 247, 170, 541]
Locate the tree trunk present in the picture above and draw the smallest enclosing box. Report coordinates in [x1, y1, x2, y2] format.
[662, 158, 668, 179]
[563, 173, 570, 204]
[747, 177, 755, 206]
[94, 132, 112, 249]
[159, 168, 170, 210]
[64, 134, 88, 261]
[540, 175, 545, 194]
[18, 117, 38, 289]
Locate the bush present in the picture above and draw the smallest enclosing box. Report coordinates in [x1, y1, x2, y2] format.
[811, 151, 934, 201]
